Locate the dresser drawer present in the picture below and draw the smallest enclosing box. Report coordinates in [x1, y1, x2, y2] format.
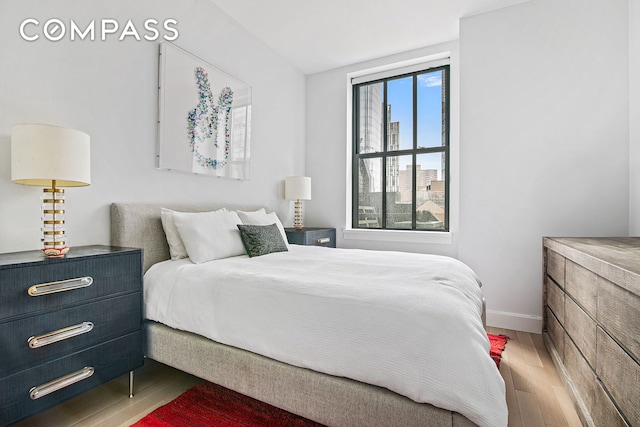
[565, 260, 597, 317]
[563, 336, 593, 414]
[0, 251, 141, 321]
[596, 327, 640, 427]
[546, 276, 564, 324]
[0, 331, 143, 426]
[546, 306, 564, 361]
[564, 336, 628, 427]
[597, 276, 640, 362]
[0, 293, 141, 377]
[546, 249, 565, 288]
[564, 296, 597, 368]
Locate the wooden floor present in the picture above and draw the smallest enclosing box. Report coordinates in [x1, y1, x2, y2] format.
[16, 328, 582, 427]
[486, 327, 582, 427]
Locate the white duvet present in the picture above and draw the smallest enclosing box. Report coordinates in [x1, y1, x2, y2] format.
[144, 245, 507, 426]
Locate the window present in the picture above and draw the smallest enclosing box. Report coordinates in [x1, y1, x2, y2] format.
[352, 64, 450, 231]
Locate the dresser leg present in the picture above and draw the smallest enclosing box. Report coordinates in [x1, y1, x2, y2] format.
[129, 371, 134, 398]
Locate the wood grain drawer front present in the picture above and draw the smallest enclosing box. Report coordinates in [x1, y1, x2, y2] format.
[592, 379, 630, 427]
[564, 337, 628, 427]
[564, 297, 596, 368]
[546, 249, 565, 288]
[0, 252, 141, 321]
[0, 293, 141, 377]
[546, 307, 564, 361]
[565, 260, 597, 317]
[596, 327, 640, 427]
[546, 277, 564, 324]
[597, 276, 640, 362]
[0, 331, 143, 427]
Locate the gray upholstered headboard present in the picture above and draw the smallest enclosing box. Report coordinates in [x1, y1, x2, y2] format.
[110, 202, 263, 272]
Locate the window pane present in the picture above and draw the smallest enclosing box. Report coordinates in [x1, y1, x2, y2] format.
[357, 157, 382, 228]
[415, 152, 446, 230]
[387, 77, 413, 151]
[417, 70, 443, 149]
[357, 83, 384, 154]
[386, 155, 412, 229]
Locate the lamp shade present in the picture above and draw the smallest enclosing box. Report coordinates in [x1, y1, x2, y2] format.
[285, 176, 311, 200]
[11, 124, 91, 187]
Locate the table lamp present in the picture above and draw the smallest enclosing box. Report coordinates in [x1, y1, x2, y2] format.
[285, 176, 311, 230]
[11, 124, 91, 257]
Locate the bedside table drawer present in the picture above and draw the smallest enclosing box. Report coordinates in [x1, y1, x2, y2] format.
[0, 251, 141, 320]
[285, 228, 336, 248]
[0, 293, 141, 377]
[0, 331, 143, 427]
[304, 229, 336, 247]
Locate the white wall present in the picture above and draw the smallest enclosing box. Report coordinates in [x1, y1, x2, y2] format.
[306, 0, 630, 333]
[630, 0, 640, 234]
[0, 0, 305, 254]
[459, 0, 629, 332]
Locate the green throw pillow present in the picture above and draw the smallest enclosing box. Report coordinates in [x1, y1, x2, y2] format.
[237, 223, 289, 258]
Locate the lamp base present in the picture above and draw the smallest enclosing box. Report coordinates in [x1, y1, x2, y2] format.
[293, 199, 304, 230]
[41, 182, 68, 258]
[42, 247, 70, 258]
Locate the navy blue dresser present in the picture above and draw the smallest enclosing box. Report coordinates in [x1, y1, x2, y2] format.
[0, 245, 144, 426]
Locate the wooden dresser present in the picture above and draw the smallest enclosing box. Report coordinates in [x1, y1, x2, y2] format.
[543, 237, 640, 427]
[0, 245, 144, 426]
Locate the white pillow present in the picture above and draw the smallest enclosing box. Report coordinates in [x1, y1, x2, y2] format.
[237, 210, 289, 248]
[236, 208, 266, 217]
[172, 209, 245, 263]
[160, 208, 189, 260]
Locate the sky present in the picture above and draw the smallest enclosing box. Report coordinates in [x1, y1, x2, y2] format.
[386, 70, 444, 176]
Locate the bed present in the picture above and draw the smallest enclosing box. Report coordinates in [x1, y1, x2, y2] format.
[110, 202, 507, 427]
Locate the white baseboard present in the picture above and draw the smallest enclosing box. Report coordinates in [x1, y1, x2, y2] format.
[486, 310, 543, 334]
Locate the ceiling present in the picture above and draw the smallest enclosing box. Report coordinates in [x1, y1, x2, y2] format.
[209, 0, 529, 74]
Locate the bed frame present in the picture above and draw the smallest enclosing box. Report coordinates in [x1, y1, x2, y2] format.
[111, 202, 477, 427]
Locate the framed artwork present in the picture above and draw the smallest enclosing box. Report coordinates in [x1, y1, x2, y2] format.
[157, 42, 251, 180]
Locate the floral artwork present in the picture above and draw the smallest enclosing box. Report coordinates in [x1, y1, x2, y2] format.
[187, 67, 233, 170]
[157, 43, 251, 180]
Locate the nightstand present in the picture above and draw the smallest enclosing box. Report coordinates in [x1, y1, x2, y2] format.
[0, 245, 144, 426]
[285, 227, 336, 248]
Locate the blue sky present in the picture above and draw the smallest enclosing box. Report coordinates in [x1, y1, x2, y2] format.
[387, 70, 443, 175]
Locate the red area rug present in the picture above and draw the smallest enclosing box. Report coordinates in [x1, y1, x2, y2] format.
[131, 381, 324, 427]
[488, 333, 509, 368]
[133, 333, 508, 426]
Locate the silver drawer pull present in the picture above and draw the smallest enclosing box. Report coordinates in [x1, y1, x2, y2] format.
[317, 237, 331, 244]
[29, 367, 94, 400]
[28, 322, 94, 349]
[27, 276, 93, 297]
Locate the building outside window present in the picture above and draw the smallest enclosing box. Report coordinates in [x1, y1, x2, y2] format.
[352, 64, 450, 231]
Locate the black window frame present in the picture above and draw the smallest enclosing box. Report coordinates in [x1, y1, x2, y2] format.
[352, 65, 450, 232]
